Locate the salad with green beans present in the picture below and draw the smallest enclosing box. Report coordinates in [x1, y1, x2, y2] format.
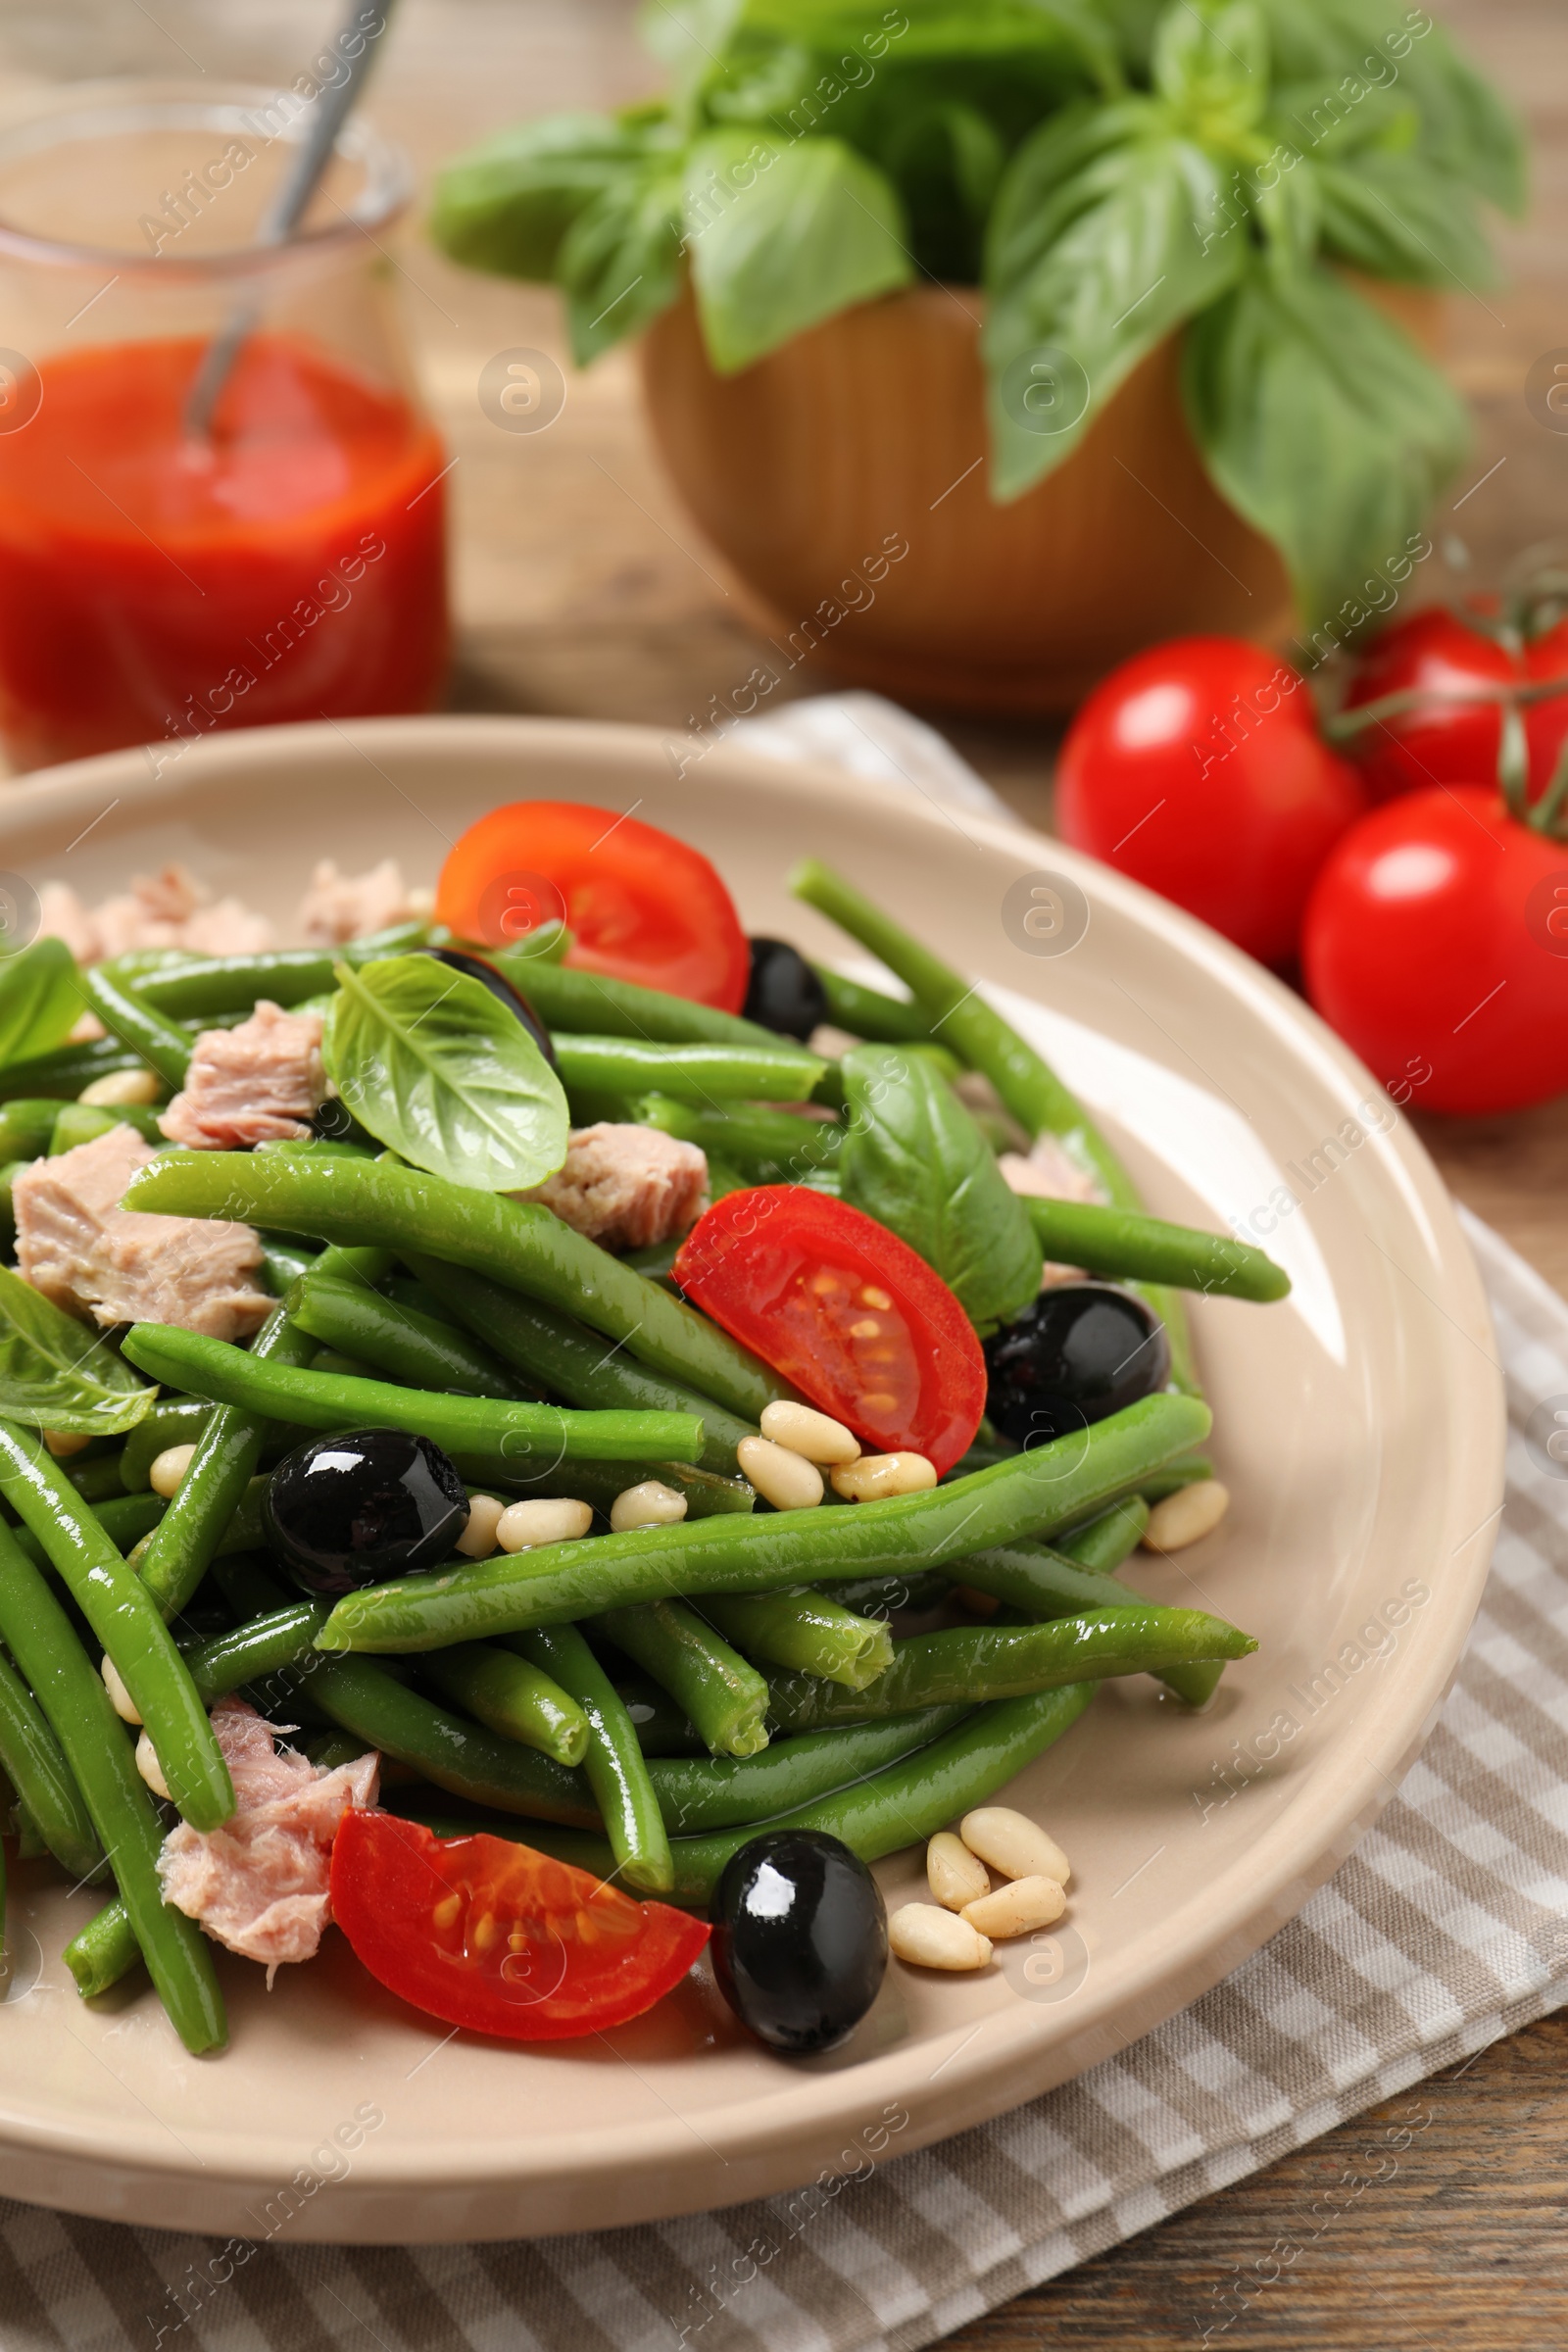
[0, 800, 1287, 2060]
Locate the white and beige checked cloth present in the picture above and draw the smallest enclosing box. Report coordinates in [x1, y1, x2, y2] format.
[3, 700, 1567, 2352]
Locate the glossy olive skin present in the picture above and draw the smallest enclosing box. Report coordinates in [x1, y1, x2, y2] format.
[264, 1428, 469, 1597]
[710, 1829, 887, 2054]
[984, 1282, 1171, 1447]
[419, 947, 557, 1065]
[744, 937, 829, 1042]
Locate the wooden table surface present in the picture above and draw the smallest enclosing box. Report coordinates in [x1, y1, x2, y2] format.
[8, 0, 1568, 2340]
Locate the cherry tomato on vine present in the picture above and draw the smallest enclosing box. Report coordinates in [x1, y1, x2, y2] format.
[1338, 608, 1568, 807]
[672, 1187, 986, 1475]
[329, 1812, 710, 2039]
[1301, 785, 1568, 1116]
[1055, 637, 1365, 967]
[436, 800, 751, 1010]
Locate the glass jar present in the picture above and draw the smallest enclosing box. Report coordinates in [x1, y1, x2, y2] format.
[0, 79, 450, 770]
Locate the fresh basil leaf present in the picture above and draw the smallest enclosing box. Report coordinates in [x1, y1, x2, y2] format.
[322, 955, 569, 1194]
[0, 937, 84, 1069]
[1182, 255, 1468, 627]
[1310, 144, 1496, 289]
[0, 1262, 155, 1435]
[838, 1044, 1042, 1334]
[429, 114, 660, 281]
[984, 98, 1244, 497]
[1152, 0, 1267, 131]
[559, 162, 687, 364]
[685, 129, 912, 373]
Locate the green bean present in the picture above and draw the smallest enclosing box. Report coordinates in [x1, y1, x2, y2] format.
[261, 1240, 318, 1295]
[309, 1348, 383, 1381]
[0, 1425, 233, 1831]
[613, 1672, 703, 1755]
[635, 1097, 844, 1183]
[434, 1684, 1098, 1907]
[0, 1099, 64, 1161]
[12, 1802, 42, 1859]
[511, 1626, 671, 1892]
[0, 1157, 24, 1250]
[1057, 1495, 1149, 1571]
[767, 1607, 1254, 1729]
[1140, 1452, 1216, 1499]
[489, 954, 776, 1047]
[701, 1590, 894, 1689]
[64, 1452, 128, 1504]
[64, 1894, 141, 2000]
[0, 1520, 224, 2048]
[811, 965, 934, 1044]
[181, 1600, 331, 1704]
[49, 1102, 166, 1154]
[419, 1642, 589, 1768]
[644, 1707, 967, 1834]
[288, 1269, 529, 1401]
[405, 1253, 754, 1475]
[317, 1390, 1210, 1652]
[953, 1533, 1217, 1706]
[830, 1569, 954, 1617]
[79, 967, 191, 1092]
[120, 1325, 704, 1465]
[0, 1037, 138, 1102]
[1021, 1199, 1289, 1302]
[137, 1309, 318, 1622]
[132, 949, 336, 1016]
[450, 1450, 755, 1522]
[302, 1653, 599, 1830]
[118, 1401, 211, 1492]
[0, 1644, 101, 1880]
[594, 1600, 769, 1758]
[123, 1152, 791, 1423]
[553, 1036, 824, 1104]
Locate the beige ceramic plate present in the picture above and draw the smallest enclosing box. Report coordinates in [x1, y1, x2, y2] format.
[0, 717, 1502, 2243]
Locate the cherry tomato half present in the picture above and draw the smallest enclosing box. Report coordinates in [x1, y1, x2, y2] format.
[436, 800, 751, 1010]
[1301, 784, 1568, 1116]
[1055, 637, 1364, 968]
[329, 1812, 710, 2039]
[673, 1187, 985, 1475]
[1338, 607, 1568, 807]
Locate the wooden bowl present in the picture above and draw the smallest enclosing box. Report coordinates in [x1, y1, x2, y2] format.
[639, 281, 1440, 715]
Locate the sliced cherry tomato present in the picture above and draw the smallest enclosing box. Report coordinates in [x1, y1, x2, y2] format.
[1055, 636, 1364, 967]
[329, 1812, 710, 2040]
[1340, 608, 1568, 807]
[673, 1187, 985, 1475]
[1301, 784, 1568, 1115]
[436, 800, 750, 1010]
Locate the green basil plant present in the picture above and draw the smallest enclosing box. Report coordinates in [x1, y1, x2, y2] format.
[431, 0, 1523, 628]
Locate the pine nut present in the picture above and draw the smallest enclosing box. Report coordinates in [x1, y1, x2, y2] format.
[456, 1494, 506, 1559]
[100, 1655, 141, 1725]
[959, 1806, 1071, 1886]
[888, 1902, 992, 1971]
[759, 1400, 860, 1465]
[960, 1875, 1066, 1940]
[736, 1435, 823, 1510]
[149, 1444, 198, 1499]
[927, 1831, 989, 1911]
[42, 1430, 92, 1459]
[496, 1497, 594, 1552]
[610, 1480, 689, 1532]
[79, 1066, 161, 1107]
[1143, 1479, 1230, 1551]
[135, 1731, 170, 1799]
[830, 1451, 937, 1502]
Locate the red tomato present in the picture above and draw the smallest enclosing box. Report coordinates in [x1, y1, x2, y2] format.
[329, 1812, 710, 2040]
[436, 800, 750, 1010]
[1055, 637, 1364, 967]
[1341, 608, 1568, 807]
[673, 1187, 985, 1475]
[1301, 785, 1568, 1115]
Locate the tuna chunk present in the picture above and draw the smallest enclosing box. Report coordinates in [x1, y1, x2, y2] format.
[522, 1123, 709, 1251]
[13, 1122, 271, 1339]
[297, 857, 424, 946]
[36, 863, 273, 962]
[159, 1000, 327, 1151]
[998, 1135, 1103, 1205]
[158, 1698, 379, 1980]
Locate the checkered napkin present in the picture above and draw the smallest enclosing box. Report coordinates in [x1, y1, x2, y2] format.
[7, 702, 1568, 2352]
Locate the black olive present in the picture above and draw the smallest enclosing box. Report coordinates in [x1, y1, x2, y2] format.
[743, 937, 829, 1041]
[263, 1428, 469, 1597]
[418, 946, 556, 1065]
[710, 1829, 887, 2054]
[983, 1282, 1171, 1447]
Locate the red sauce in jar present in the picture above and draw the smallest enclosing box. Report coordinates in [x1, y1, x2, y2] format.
[0, 333, 450, 768]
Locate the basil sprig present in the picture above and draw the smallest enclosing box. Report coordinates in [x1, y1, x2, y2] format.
[0, 1262, 155, 1435]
